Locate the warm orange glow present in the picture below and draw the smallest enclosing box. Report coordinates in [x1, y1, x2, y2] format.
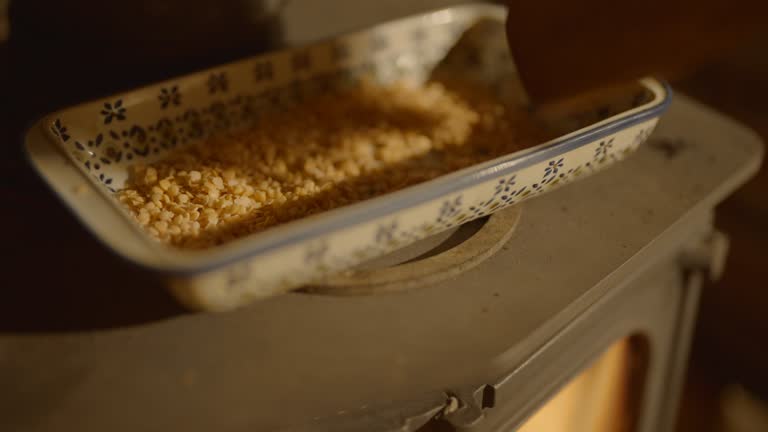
[518, 338, 642, 432]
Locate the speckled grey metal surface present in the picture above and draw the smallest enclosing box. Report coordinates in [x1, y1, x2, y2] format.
[0, 91, 762, 431]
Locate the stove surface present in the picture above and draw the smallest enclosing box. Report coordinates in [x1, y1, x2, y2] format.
[0, 94, 762, 432]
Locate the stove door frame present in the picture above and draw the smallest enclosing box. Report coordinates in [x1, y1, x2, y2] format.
[444, 216, 717, 432]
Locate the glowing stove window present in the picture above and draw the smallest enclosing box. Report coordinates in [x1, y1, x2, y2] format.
[518, 337, 648, 432]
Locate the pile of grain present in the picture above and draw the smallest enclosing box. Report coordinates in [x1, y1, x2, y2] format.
[118, 79, 536, 248]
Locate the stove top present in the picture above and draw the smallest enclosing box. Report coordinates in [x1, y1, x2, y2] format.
[0, 93, 761, 431]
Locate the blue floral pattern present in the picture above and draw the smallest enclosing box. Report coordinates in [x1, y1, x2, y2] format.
[633, 127, 653, 147]
[51, 119, 70, 142]
[593, 138, 614, 162]
[375, 221, 399, 245]
[100, 100, 126, 124]
[207, 72, 229, 94]
[544, 158, 564, 178]
[437, 196, 465, 227]
[47, 53, 653, 199]
[159, 86, 181, 109]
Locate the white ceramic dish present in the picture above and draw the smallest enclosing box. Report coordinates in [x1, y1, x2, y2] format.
[25, 4, 670, 312]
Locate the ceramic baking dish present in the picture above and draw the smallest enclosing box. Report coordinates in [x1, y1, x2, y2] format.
[25, 3, 671, 311]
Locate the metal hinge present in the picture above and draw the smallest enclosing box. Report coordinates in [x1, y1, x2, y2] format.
[680, 230, 730, 281]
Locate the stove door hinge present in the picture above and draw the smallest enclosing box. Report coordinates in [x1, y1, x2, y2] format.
[680, 230, 729, 282]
